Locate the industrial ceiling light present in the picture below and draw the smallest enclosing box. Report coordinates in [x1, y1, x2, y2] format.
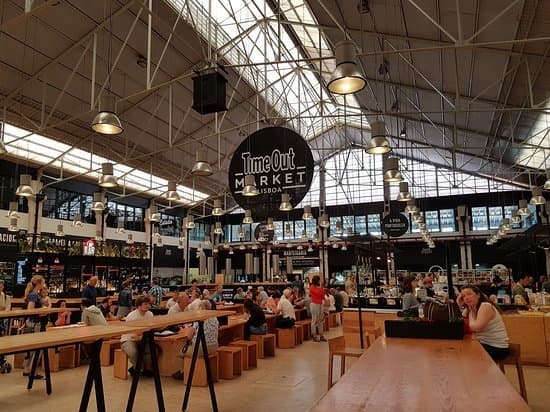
[327, 40, 366, 95]
[55, 224, 65, 237]
[301, 229, 308, 240]
[279, 193, 293, 211]
[286, 243, 292, 248]
[148, 205, 160, 222]
[98, 162, 118, 188]
[239, 244, 246, 250]
[165, 181, 180, 201]
[366, 120, 391, 155]
[214, 221, 223, 235]
[502, 218, 511, 232]
[302, 205, 313, 220]
[186, 214, 195, 229]
[8, 218, 18, 232]
[116, 219, 125, 233]
[396, 181, 412, 202]
[517, 199, 530, 216]
[95, 230, 103, 242]
[223, 241, 230, 249]
[332, 242, 339, 249]
[266, 217, 274, 230]
[229, 247, 234, 255]
[341, 244, 348, 251]
[203, 235, 212, 248]
[530, 187, 545, 205]
[191, 148, 213, 176]
[383, 157, 403, 182]
[91, 92, 123, 135]
[297, 244, 303, 250]
[334, 221, 343, 234]
[238, 225, 245, 238]
[243, 209, 253, 224]
[307, 244, 314, 253]
[267, 247, 272, 254]
[313, 231, 320, 242]
[544, 169, 550, 190]
[418, 222, 426, 230]
[319, 213, 330, 228]
[15, 174, 34, 197]
[400, 125, 407, 138]
[72, 212, 83, 227]
[126, 234, 134, 244]
[91, 192, 105, 211]
[212, 199, 224, 216]
[404, 199, 418, 214]
[511, 209, 521, 224]
[7, 201, 20, 219]
[242, 174, 258, 196]
[413, 214, 424, 224]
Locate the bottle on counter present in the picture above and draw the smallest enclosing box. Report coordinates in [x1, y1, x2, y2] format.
[418, 303, 425, 319]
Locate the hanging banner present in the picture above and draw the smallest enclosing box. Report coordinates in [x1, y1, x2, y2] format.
[228, 126, 314, 218]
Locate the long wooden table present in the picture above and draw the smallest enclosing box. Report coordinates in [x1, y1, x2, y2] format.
[121, 309, 233, 412]
[310, 337, 530, 412]
[0, 307, 80, 321]
[0, 324, 145, 412]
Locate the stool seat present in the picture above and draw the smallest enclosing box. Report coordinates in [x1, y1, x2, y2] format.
[498, 343, 527, 402]
[249, 334, 276, 358]
[182, 353, 218, 387]
[229, 340, 257, 369]
[276, 328, 296, 349]
[217, 346, 242, 379]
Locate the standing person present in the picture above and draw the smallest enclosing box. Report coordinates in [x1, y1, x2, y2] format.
[291, 275, 304, 295]
[81, 298, 107, 326]
[243, 298, 267, 340]
[512, 274, 530, 304]
[23, 275, 46, 379]
[0, 280, 11, 373]
[457, 286, 509, 361]
[309, 275, 326, 342]
[147, 278, 164, 306]
[121, 296, 154, 377]
[82, 276, 98, 306]
[117, 278, 133, 318]
[54, 300, 71, 326]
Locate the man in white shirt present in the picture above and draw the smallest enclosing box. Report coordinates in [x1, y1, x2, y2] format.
[186, 294, 202, 311]
[121, 295, 154, 376]
[168, 292, 190, 314]
[276, 288, 296, 328]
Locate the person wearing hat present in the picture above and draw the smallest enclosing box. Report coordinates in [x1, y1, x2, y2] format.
[117, 278, 134, 318]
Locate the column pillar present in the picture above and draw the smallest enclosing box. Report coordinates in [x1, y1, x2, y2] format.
[318, 159, 328, 283]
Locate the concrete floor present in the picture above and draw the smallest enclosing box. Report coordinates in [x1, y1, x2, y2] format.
[0, 327, 548, 412]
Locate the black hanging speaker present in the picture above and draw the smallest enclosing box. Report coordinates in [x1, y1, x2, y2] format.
[192, 69, 227, 114]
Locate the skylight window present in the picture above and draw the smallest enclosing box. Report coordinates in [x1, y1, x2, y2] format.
[515, 101, 550, 170]
[165, 0, 362, 139]
[2, 122, 207, 204]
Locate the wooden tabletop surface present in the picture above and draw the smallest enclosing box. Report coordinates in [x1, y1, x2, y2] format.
[0, 307, 80, 319]
[310, 337, 530, 412]
[118, 310, 234, 331]
[0, 325, 146, 355]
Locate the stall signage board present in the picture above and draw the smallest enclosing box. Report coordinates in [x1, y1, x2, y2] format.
[381, 214, 409, 237]
[254, 223, 274, 244]
[228, 126, 314, 218]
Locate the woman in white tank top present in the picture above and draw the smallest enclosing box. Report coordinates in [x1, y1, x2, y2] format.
[457, 286, 509, 361]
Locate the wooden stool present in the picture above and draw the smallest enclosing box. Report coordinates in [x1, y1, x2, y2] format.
[155, 333, 188, 376]
[296, 320, 312, 340]
[249, 333, 276, 358]
[100, 339, 120, 366]
[293, 325, 303, 345]
[498, 343, 528, 402]
[182, 353, 218, 387]
[323, 316, 330, 332]
[14, 353, 25, 369]
[216, 346, 242, 379]
[328, 312, 339, 328]
[276, 328, 296, 349]
[327, 336, 363, 389]
[229, 340, 257, 369]
[113, 349, 128, 380]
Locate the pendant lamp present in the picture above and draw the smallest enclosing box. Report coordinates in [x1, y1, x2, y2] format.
[383, 157, 403, 183]
[98, 162, 118, 188]
[327, 40, 366, 95]
[242, 174, 258, 196]
[366, 120, 391, 154]
[191, 148, 213, 176]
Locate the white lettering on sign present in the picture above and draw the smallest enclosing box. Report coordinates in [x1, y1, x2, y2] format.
[241, 148, 296, 174]
[0, 233, 18, 243]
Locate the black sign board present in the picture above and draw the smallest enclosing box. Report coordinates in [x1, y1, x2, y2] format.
[228, 126, 314, 218]
[254, 223, 274, 244]
[381, 214, 409, 237]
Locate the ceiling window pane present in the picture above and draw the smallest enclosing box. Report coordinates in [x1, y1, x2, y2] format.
[472, 207, 488, 231]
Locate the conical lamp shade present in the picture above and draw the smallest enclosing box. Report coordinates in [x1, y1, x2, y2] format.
[366, 120, 391, 154]
[98, 162, 118, 188]
[191, 149, 213, 176]
[16, 174, 34, 197]
[91, 93, 123, 135]
[327, 40, 366, 95]
[242, 174, 258, 196]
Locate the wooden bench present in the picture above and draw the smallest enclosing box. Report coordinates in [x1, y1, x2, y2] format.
[229, 340, 257, 369]
[276, 328, 296, 349]
[100, 338, 120, 366]
[182, 353, 218, 387]
[249, 333, 276, 358]
[216, 346, 242, 379]
[293, 325, 303, 345]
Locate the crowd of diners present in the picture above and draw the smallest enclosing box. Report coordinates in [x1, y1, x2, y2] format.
[0, 273, 353, 382]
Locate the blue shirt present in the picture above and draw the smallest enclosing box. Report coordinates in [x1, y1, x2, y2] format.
[82, 285, 97, 306]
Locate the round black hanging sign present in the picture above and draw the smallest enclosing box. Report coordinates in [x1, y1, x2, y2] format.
[228, 127, 314, 218]
[381, 213, 409, 237]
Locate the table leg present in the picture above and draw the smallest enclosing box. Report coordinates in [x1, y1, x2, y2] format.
[79, 340, 104, 412]
[126, 335, 147, 412]
[146, 333, 165, 412]
[43, 348, 52, 395]
[182, 330, 201, 412]
[27, 350, 40, 390]
[199, 322, 218, 412]
[91, 340, 106, 412]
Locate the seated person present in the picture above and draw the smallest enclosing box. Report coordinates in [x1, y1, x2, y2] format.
[457, 286, 509, 361]
[121, 296, 154, 376]
[243, 298, 266, 340]
[187, 292, 202, 311]
[257, 286, 269, 308]
[166, 293, 177, 309]
[172, 300, 219, 380]
[290, 286, 305, 308]
[331, 288, 344, 313]
[325, 290, 336, 313]
[512, 274, 530, 304]
[275, 288, 296, 328]
[54, 300, 72, 326]
[168, 292, 190, 314]
[81, 298, 107, 326]
[266, 290, 280, 313]
[233, 287, 246, 301]
[401, 275, 419, 312]
[100, 297, 117, 321]
[212, 286, 224, 304]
